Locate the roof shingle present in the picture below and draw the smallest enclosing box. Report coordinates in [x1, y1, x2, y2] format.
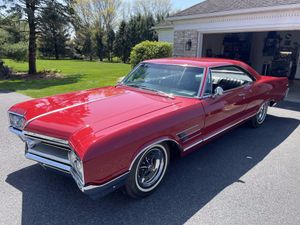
[171, 0, 300, 18]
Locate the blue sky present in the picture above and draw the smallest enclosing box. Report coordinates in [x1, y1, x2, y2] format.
[172, 0, 203, 10]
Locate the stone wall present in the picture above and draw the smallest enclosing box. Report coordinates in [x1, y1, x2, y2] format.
[173, 30, 199, 57]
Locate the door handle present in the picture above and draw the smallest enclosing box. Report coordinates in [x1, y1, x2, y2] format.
[238, 93, 246, 97]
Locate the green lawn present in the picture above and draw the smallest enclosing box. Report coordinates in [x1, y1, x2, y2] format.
[1, 59, 131, 98]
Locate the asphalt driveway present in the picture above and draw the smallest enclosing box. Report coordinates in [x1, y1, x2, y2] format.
[0, 91, 299, 225]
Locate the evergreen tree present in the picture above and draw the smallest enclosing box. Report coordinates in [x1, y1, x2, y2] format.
[127, 15, 140, 49]
[114, 20, 130, 63]
[124, 14, 158, 60]
[106, 28, 115, 62]
[94, 27, 105, 61]
[39, 1, 70, 59]
[82, 30, 93, 61]
[6, 0, 73, 74]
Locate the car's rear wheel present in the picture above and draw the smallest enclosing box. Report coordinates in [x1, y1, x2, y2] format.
[250, 101, 268, 128]
[125, 143, 169, 198]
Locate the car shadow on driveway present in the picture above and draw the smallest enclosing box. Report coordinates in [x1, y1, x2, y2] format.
[6, 115, 299, 225]
[276, 101, 300, 112]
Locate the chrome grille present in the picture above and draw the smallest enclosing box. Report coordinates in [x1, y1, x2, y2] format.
[23, 132, 71, 173]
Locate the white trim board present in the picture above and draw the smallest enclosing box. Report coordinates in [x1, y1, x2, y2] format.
[172, 9, 300, 33]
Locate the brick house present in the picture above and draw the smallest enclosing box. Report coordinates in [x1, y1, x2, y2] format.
[155, 0, 300, 80]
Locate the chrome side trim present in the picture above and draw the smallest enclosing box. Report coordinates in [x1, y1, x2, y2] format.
[183, 113, 256, 151]
[25, 152, 71, 173]
[183, 139, 204, 152]
[129, 138, 181, 171]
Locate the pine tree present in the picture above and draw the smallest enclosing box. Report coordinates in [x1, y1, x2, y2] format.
[94, 27, 105, 61]
[7, 0, 73, 74]
[39, 1, 70, 59]
[106, 28, 115, 62]
[82, 31, 93, 61]
[114, 20, 130, 63]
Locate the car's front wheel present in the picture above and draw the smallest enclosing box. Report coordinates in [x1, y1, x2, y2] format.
[125, 143, 170, 198]
[250, 101, 268, 128]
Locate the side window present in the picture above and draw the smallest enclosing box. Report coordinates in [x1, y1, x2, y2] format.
[210, 66, 254, 91]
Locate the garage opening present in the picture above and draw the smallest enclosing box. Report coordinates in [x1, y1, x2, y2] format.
[202, 31, 300, 80]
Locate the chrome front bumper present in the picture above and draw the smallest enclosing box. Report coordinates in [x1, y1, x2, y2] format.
[25, 152, 71, 173]
[10, 126, 128, 199]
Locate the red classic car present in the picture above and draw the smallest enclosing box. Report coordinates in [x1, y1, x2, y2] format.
[8, 58, 289, 199]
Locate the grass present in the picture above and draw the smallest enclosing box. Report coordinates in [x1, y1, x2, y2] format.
[1, 59, 131, 98]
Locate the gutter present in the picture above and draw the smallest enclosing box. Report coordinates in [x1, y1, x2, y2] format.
[167, 3, 300, 22]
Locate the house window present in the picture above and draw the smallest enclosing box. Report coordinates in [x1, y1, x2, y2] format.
[185, 39, 192, 51]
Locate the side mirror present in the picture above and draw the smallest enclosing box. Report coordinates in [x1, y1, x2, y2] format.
[213, 86, 224, 97]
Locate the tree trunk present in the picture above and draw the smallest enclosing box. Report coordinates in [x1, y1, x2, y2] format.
[28, 23, 37, 74]
[55, 41, 59, 60]
[26, 1, 37, 75]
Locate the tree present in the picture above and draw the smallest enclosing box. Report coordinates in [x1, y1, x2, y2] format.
[24, 0, 37, 74]
[106, 27, 115, 62]
[140, 15, 157, 41]
[112, 14, 158, 63]
[5, 0, 72, 74]
[127, 14, 157, 49]
[39, 0, 70, 59]
[94, 26, 105, 61]
[114, 20, 130, 62]
[92, 0, 121, 31]
[132, 0, 172, 19]
[0, 7, 28, 61]
[127, 14, 140, 48]
[82, 31, 93, 61]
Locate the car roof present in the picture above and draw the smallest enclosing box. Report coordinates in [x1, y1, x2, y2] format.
[143, 57, 261, 78]
[143, 57, 242, 67]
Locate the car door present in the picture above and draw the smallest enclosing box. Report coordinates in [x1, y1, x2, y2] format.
[200, 66, 254, 138]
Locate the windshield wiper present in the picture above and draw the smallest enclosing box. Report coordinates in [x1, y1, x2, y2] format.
[125, 83, 141, 88]
[124, 83, 174, 99]
[139, 86, 175, 99]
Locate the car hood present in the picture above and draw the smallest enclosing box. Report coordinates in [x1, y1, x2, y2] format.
[10, 86, 180, 139]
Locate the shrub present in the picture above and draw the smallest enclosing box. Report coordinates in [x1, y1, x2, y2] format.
[130, 41, 172, 67]
[2, 42, 28, 61]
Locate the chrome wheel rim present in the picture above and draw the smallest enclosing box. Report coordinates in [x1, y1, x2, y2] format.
[257, 102, 268, 124]
[135, 145, 167, 191]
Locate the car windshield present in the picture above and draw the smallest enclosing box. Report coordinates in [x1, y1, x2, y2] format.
[123, 63, 205, 97]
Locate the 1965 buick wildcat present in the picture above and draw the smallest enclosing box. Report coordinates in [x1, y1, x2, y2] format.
[8, 58, 289, 199]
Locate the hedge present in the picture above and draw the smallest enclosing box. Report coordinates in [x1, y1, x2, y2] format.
[130, 41, 172, 67]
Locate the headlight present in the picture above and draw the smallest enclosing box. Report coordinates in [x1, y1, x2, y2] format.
[68, 151, 84, 184]
[9, 113, 26, 130]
